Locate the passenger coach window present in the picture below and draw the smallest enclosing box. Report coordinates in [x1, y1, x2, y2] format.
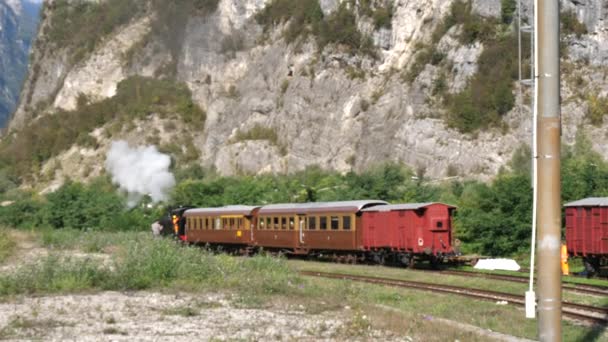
[343, 216, 351, 230]
[274, 217, 279, 229]
[259, 218, 264, 229]
[215, 218, 221, 230]
[331, 216, 339, 230]
[281, 217, 287, 230]
[308, 217, 316, 230]
[289, 217, 295, 230]
[267, 217, 272, 229]
[436, 221, 443, 228]
[320, 217, 327, 230]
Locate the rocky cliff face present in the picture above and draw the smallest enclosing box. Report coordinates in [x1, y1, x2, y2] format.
[6, 0, 608, 188]
[0, 0, 40, 128]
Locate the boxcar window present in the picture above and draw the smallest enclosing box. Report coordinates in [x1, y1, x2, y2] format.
[289, 217, 295, 230]
[343, 216, 351, 230]
[281, 217, 287, 230]
[308, 216, 316, 230]
[274, 217, 279, 229]
[331, 216, 339, 230]
[320, 216, 327, 230]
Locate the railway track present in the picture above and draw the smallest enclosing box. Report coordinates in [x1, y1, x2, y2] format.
[425, 269, 608, 297]
[301, 270, 608, 325]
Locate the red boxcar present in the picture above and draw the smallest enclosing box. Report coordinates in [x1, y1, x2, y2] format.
[361, 203, 456, 266]
[564, 198, 608, 273]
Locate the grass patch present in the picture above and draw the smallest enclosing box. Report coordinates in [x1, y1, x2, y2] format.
[0, 316, 69, 339]
[1, 77, 204, 183]
[0, 229, 16, 263]
[0, 236, 301, 297]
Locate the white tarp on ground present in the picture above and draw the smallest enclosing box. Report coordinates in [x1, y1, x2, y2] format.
[474, 258, 521, 271]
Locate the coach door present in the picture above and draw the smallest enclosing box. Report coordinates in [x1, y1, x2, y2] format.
[297, 215, 306, 248]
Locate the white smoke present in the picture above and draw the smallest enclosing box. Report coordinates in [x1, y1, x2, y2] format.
[105, 140, 176, 207]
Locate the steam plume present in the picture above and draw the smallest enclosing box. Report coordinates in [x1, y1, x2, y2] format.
[105, 140, 175, 206]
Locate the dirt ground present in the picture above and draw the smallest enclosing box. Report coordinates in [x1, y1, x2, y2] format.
[0, 291, 406, 341]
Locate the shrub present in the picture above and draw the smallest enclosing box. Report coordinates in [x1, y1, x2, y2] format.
[561, 10, 587, 37]
[372, 4, 393, 29]
[586, 94, 608, 126]
[501, 0, 517, 25]
[256, 0, 324, 44]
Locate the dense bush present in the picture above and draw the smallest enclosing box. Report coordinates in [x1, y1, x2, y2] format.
[256, 0, 376, 57]
[445, 15, 516, 133]
[0, 77, 204, 183]
[45, 0, 141, 64]
[0, 178, 162, 231]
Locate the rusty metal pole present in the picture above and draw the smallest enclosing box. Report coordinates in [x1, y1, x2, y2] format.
[536, 0, 562, 340]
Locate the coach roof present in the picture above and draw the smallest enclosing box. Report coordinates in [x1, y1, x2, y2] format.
[564, 197, 608, 207]
[184, 205, 260, 216]
[258, 200, 388, 215]
[361, 202, 456, 212]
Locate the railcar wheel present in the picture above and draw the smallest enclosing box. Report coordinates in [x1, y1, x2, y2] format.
[583, 257, 601, 277]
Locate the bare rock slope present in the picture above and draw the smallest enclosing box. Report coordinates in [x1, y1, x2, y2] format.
[8, 0, 608, 183]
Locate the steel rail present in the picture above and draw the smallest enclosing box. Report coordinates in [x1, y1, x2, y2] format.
[421, 270, 608, 297]
[300, 271, 608, 325]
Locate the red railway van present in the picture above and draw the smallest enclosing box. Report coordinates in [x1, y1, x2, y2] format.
[361, 203, 456, 256]
[564, 198, 608, 258]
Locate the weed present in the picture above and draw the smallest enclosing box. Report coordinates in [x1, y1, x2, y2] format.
[162, 305, 199, 317]
[280, 79, 290, 95]
[102, 327, 127, 335]
[233, 125, 280, 146]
